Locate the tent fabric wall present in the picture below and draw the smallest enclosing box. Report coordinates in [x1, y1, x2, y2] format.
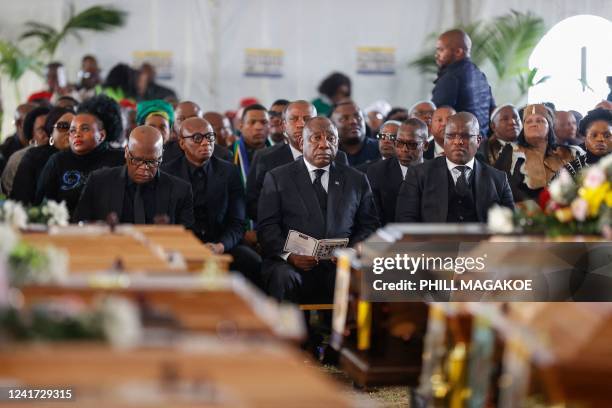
[1, 0, 612, 135]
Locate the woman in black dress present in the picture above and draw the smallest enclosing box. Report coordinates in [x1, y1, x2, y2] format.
[563, 108, 612, 176]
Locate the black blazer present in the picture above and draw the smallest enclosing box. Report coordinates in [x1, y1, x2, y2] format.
[423, 141, 435, 160]
[257, 158, 380, 259]
[73, 165, 194, 228]
[366, 158, 405, 225]
[246, 143, 348, 221]
[162, 155, 245, 250]
[395, 156, 514, 223]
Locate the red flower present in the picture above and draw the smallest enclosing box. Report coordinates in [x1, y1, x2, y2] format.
[538, 188, 551, 210]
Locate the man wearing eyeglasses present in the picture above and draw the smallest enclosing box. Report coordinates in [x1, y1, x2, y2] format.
[356, 120, 399, 173]
[396, 112, 513, 223]
[367, 118, 427, 225]
[268, 99, 290, 145]
[74, 126, 194, 228]
[163, 117, 262, 287]
[257, 117, 379, 303]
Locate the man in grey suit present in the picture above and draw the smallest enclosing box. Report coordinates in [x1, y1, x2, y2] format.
[257, 117, 379, 303]
[396, 112, 514, 223]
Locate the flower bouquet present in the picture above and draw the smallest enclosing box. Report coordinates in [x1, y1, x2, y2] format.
[489, 155, 612, 237]
[0, 197, 69, 230]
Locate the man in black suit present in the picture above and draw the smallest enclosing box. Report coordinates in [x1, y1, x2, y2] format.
[396, 112, 514, 223]
[356, 120, 400, 173]
[74, 126, 194, 227]
[257, 117, 379, 303]
[424, 105, 456, 160]
[163, 117, 262, 285]
[246, 100, 348, 221]
[163, 101, 233, 163]
[367, 118, 428, 225]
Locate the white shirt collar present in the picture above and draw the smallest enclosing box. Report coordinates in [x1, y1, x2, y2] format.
[399, 163, 409, 179]
[288, 143, 302, 161]
[445, 157, 475, 172]
[303, 158, 331, 174]
[434, 141, 445, 157]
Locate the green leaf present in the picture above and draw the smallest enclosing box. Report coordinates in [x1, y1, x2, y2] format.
[20, 4, 127, 58]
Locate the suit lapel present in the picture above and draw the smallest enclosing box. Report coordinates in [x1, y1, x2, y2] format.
[155, 172, 171, 221]
[294, 159, 326, 235]
[473, 160, 489, 222]
[326, 163, 344, 238]
[110, 167, 127, 216]
[432, 158, 449, 221]
[205, 157, 222, 222]
[388, 158, 403, 187]
[278, 144, 293, 165]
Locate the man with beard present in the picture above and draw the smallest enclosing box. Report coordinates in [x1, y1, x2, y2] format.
[331, 100, 380, 167]
[368, 118, 427, 225]
[432, 29, 495, 136]
[478, 104, 522, 165]
[74, 125, 194, 227]
[268, 99, 290, 145]
[246, 100, 348, 221]
[424, 106, 456, 159]
[396, 112, 513, 223]
[257, 117, 379, 302]
[162, 117, 261, 286]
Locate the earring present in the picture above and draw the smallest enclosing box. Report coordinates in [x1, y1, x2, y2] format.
[49, 136, 55, 146]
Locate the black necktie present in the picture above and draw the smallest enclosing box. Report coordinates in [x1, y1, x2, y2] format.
[313, 169, 327, 216]
[134, 184, 146, 224]
[455, 166, 468, 196]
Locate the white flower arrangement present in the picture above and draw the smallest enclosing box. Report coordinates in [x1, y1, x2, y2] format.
[0, 224, 19, 255]
[0, 200, 28, 229]
[96, 295, 142, 349]
[487, 205, 515, 234]
[548, 169, 577, 205]
[41, 200, 70, 227]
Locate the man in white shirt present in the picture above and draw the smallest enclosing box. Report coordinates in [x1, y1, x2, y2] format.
[396, 112, 514, 223]
[425, 105, 456, 159]
[257, 117, 379, 303]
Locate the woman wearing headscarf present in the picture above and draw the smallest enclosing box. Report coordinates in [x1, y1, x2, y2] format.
[10, 106, 75, 204]
[496, 104, 584, 202]
[35, 95, 125, 213]
[563, 108, 612, 175]
[1, 106, 50, 195]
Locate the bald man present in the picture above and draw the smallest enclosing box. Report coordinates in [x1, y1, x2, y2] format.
[74, 125, 194, 227]
[432, 29, 495, 136]
[163, 101, 233, 163]
[257, 117, 379, 303]
[162, 117, 262, 286]
[396, 112, 513, 223]
[203, 111, 234, 147]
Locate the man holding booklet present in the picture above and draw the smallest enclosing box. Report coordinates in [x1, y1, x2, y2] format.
[257, 115, 380, 303]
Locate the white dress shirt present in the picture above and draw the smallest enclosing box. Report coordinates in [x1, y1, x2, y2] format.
[289, 143, 302, 161]
[399, 163, 409, 179]
[303, 159, 330, 192]
[434, 141, 445, 157]
[446, 157, 475, 185]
